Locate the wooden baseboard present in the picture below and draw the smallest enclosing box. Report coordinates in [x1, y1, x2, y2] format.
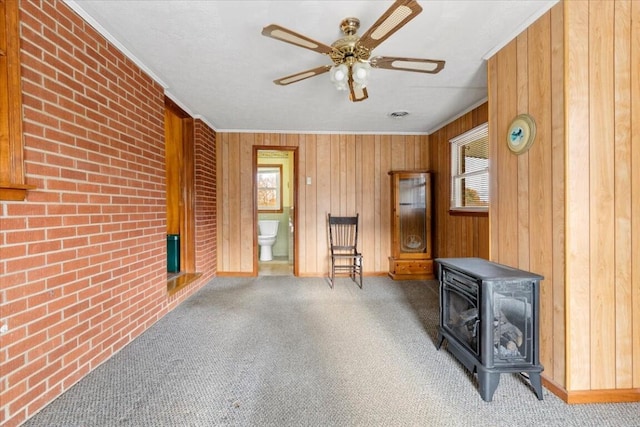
[542, 377, 640, 403]
[566, 388, 640, 404]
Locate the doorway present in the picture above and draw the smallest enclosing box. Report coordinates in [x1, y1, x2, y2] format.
[255, 147, 297, 276]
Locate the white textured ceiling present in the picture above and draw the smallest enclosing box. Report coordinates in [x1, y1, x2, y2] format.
[66, 0, 557, 134]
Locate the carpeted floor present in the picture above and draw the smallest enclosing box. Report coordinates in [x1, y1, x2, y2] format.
[23, 276, 639, 426]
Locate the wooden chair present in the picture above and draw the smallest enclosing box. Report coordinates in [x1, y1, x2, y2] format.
[328, 213, 363, 289]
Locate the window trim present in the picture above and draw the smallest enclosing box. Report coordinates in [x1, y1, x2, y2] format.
[450, 123, 489, 214]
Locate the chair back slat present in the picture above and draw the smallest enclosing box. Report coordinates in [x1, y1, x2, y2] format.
[328, 214, 359, 254]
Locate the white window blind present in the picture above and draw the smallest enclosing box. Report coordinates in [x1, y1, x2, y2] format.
[450, 123, 489, 211]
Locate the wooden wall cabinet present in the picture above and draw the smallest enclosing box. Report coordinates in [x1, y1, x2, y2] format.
[388, 171, 433, 280]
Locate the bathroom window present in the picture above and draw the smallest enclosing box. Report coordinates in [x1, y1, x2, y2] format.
[257, 165, 282, 213]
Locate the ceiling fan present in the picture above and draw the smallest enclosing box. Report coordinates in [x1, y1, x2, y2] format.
[261, 0, 445, 102]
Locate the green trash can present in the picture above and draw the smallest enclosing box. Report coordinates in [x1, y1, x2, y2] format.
[167, 234, 180, 273]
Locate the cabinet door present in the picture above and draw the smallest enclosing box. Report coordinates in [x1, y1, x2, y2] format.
[393, 173, 431, 258]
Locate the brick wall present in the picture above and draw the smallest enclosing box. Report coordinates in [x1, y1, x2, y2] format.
[0, 1, 216, 426]
[194, 120, 217, 275]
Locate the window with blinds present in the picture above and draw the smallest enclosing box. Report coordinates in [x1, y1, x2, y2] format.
[450, 123, 489, 212]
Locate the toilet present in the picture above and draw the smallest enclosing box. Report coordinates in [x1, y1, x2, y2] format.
[258, 220, 279, 261]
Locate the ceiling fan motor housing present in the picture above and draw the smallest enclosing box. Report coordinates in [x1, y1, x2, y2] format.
[330, 18, 371, 66]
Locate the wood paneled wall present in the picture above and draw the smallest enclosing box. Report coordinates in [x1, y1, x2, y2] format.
[216, 133, 429, 276]
[429, 104, 489, 260]
[489, 4, 566, 390]
[564, 0, 640, 398]
[489, 0, 640, 402]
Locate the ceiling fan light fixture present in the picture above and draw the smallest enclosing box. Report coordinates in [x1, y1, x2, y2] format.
[330, 64, 349, 90]
[352, 61, 371, 88]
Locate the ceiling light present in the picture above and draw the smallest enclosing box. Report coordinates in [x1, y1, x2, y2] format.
[330, 64, 349, 91]
[352, 62, 371, 88]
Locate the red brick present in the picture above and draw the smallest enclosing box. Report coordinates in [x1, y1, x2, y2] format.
[6, 202, 47, 217]
[48, 362, 77, 391]
[9, 380, 46, 417]
[7, 255, 46, 275]
[27, 335, 62, 362]
[4, 281, 46, 301]
[47, 294, 78, 315]
[26, 290, 56, 309]
[46, 250, 77, 265]
[0, 244, 27, 259]
[0, 325, 27, 349]
[26, 383, 63, 419]
[27, 215, 62, 229]
[28, 240, 61, 255]
[8, 331, 47, 361]
[0, 376, 27, 412]
[46, 319, 78, 347]
[5, 229, 45, 245]
[26, 263, 61, 283]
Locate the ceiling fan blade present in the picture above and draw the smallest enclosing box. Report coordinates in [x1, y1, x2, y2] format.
[273, 65, 332, 86]
[370, 56, 445, 74]
[357, 0, 422, 51]
[348, 73, 368, 102]
[262, 24, 336, 55]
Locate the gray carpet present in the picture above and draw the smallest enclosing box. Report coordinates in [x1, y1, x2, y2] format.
[24, 276, 639, 426]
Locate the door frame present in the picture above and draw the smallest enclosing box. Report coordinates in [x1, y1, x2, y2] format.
[253, 146, 298, 276]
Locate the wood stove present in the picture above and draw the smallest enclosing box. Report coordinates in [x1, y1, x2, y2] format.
[436, 258, 544, 401]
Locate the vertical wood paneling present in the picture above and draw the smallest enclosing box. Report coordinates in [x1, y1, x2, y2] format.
[565, 0, 591, 391]
[361, 135, 376, 273]
[297, 136, 307, 273]
[372, 136, 381, 270]
[613, 0, 632, 389]
[630, 0, 640, 389]
[496, 40, 519, 267]
[217, 132, 429, 276]
[550, 4, 566, 386]
[528, 13, 555, 381]
[489, 4, 568, 391]
[516, 32, 530, 271]
[330, 135, 341, 214]
[588, 0, 616, 389]
[355, 135, 363, 216]
[316, 135, 331, 273]
[380, 136, 392, 272]
[488, 58, 499, 261]
[240, 134, 254, 272]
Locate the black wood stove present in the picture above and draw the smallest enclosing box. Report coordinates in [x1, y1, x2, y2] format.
[436, 257, 544, 401]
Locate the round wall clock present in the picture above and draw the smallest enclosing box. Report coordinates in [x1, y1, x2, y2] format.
[507, 114, 536, 154]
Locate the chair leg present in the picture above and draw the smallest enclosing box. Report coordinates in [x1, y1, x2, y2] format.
[330, 259, 335, 289]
